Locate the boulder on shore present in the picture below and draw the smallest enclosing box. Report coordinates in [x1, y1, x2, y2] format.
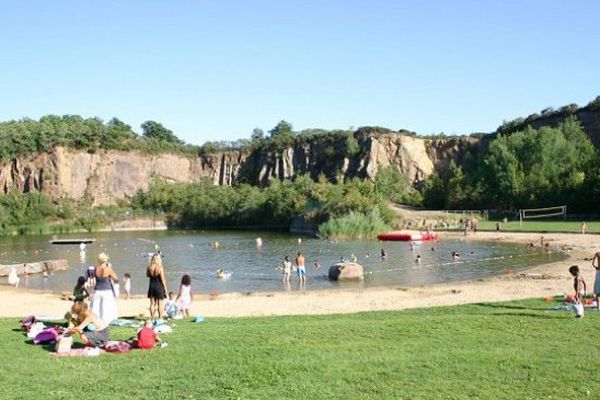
[328, 262, 364, 281]
[0, 259, 69, 277]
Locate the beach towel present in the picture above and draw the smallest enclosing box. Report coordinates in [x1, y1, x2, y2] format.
[194, 316, 204, 324]
[105, 341, 132, 353]
[51, 347, 105, 357]
[154, 325, 172, 334]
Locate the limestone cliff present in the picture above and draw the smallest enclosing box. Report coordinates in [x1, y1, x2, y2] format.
[0, 132, 476, 205]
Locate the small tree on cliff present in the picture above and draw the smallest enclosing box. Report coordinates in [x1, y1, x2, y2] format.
[268, 120, 295, 151]
[141, 121, 184, 144]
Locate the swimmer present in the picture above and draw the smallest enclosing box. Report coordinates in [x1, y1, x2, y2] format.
[431, 247, 435, 252]
[350, 254, 357, 263]
[365, 252, 370, 258]
[380, 249, 387, 260]
[415, 255, 421, 265]
[216, 269, 232, 279]
[313, 261, 320, 269]
[452, 251, 460, 260]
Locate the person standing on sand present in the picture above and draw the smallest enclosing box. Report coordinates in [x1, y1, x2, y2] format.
[592, 252, 600, 311]
[90, 253, 118, 324]
[581, 222, 587, 235]
[147, 253, 168, 320]
[295, 252, 306, 284]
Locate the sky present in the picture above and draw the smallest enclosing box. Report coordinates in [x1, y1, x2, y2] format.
[1, 0, 599, 144]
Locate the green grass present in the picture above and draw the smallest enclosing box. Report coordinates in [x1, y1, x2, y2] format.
[2, 298, 600, 399]
[468, 220, 600, 234]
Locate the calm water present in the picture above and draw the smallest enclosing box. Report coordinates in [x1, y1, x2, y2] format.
[1, 230, 564, 294]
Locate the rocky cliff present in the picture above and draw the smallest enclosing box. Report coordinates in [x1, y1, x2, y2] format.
[0, 133, 477, 205]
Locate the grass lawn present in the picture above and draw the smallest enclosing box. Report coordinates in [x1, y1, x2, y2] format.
[2, 298, 599, 399]
[465, 220, 600, 234]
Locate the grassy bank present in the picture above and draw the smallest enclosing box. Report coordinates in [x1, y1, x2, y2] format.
[2, 298, 599, 399]
[475, 220, 600, 234]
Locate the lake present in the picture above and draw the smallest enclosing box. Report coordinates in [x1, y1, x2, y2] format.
[1, 230, 564, 294]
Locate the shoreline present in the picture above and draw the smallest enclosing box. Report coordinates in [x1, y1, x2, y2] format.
[1, 231, 598, 319]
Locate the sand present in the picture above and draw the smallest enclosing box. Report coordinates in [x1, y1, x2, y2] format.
[2, 231, 599, 319]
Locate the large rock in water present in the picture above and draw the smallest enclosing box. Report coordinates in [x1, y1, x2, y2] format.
[0, 259, 69, 277]
[328, 262, 364, 281]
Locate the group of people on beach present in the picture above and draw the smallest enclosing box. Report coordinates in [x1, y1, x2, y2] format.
[64, 251, 195, 348]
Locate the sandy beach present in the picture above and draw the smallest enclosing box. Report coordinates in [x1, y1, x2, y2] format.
[1, 231, 599, 319]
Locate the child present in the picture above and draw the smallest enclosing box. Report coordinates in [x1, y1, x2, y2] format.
[164, 292, 178, 319]
[282, 256, 292, 283]
[122, 273, 131, 300]
[133, 320, 160, 349]
[176, 275, 193, 317]
[569, 265, 586, 318]
[73, 276, 90, 303]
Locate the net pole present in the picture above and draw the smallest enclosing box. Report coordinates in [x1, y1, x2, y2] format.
[519, 210, 522, 227]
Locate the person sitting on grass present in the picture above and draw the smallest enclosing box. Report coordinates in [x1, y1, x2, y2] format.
[67, 302, 110, 348]
[132, 320, 161, 349]
[164, 291, 178, 319]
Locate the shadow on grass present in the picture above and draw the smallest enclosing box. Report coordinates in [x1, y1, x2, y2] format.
[486, 312, 565, 320]
[474, 302, 551, 312]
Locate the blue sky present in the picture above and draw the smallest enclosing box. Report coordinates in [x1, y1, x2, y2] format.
[1, 0, 599, 144]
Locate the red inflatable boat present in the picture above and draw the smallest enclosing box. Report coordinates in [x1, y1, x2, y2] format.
[377, 232, 440, 242]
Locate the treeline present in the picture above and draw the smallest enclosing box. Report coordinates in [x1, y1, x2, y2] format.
[497, 96, 600, 135]
[0, 191, 135, 234]
[131, 167, 421, 238]
[422, 117, 600, 212]
[0, 115, 195, 161]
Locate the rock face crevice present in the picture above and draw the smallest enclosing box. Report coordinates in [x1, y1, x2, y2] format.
[0, 132, 478, 205]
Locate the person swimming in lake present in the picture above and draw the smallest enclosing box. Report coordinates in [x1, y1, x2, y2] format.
[380, 249, 387, 260]
[415, 255, 421, 265]
[452, 251, 460, 260]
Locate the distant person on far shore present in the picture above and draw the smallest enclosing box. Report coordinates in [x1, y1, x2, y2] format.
[581, 222, 587, 235]
[496, 222, 500, 232]
[295, 252, 306, 284]
[592, 252, 600, 311]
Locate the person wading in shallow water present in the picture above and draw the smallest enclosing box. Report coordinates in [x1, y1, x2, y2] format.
[295, 252, 306, 284]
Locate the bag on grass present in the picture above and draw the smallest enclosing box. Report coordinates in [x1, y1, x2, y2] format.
[33, 328, 59, 345]
[55, 335, 73, 353]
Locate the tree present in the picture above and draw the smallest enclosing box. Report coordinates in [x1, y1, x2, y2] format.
[140, 121, 183, 144]
[269, 120, 293, 138]
[251, 128, 264, 141]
